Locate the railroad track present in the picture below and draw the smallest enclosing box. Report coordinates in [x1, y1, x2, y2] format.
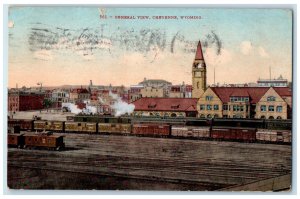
[8, 133, 292, 189]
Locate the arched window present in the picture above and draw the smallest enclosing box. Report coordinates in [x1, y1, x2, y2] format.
[207, 114, 212, 118]
[277, 116, 282, 119]
[269, 116, 274, 119]
[260, 115, 265, 119]
[200, 114, 205, 118]
[164, 113, 169, 117]
[214, 114, 219, 118]
[170, 113, 177, 117]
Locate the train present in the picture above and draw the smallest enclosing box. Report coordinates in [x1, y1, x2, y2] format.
[8, 131, 65, 151]
[7, 117, 292, 144]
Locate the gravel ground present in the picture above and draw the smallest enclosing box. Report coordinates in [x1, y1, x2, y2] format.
[7, 133, 292, 190]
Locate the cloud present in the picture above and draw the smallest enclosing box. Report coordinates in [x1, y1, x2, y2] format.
[33, 50, 53, 61]
[204, 47, 232, 66]
[258, 46, 269, 58]
[8, 20, 14, 28]
[240, 41, 253, 55]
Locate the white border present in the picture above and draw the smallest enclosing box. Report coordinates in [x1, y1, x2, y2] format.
[1, 0, 299, 198]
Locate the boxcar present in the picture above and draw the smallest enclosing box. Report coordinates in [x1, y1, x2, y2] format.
[24, 132, 65, 150]
[192, 127, 210, 139]
[211, 127, 256, 142]
[65, 122, 97, 133]
[132, 124, 171, 137]
[34, 120, 47, 131]
[8, 119, 34, 131]
[34, 121, 64, 132]
[8, 133, 25, 148]
[256, 129, 291, 143]
[98, 123, 131, 134]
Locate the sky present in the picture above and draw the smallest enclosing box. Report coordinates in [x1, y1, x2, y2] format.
[8, 7, 293, 88]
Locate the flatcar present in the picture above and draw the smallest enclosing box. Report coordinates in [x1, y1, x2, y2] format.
[23, 132, 65, 151]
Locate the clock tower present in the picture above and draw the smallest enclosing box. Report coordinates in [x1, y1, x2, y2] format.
[192, 40, 207, 98]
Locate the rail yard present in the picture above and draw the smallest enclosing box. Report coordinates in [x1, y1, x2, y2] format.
[7, 131, 292, 190]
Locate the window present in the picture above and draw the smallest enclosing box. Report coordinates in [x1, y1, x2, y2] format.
[240, 106, 244, 112]
[267, 96, 276, 101]
[269, 116, 274, 119]
[214, 114, 219, 118]
[200, 114, 205, 118]
[233, 105, 237, 112]
[206, 96, 213, 101]
[214, 105, 219, 110]
[207, 105, 212, 110]
[223, 105, 228, 111]
[276, 106, 282, 112]
[268, 105, 274, 112]
[230, 97, 249, 102]
[260, 105, 266, 112]
[261, 115, 265, 119]
[200, 104, 205, 110]
[277, 116, 282, 119]
[207, 114, 212, 118]
[223, 115, 228, 118]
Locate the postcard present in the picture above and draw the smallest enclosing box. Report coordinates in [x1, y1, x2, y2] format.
[7, 6, 293, 191]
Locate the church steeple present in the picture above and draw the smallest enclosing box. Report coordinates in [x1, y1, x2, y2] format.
[195, 40, 204, 60]
[192, 40, 207, 98]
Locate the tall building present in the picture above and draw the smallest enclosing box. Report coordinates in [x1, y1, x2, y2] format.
[192, 41, 207, 98]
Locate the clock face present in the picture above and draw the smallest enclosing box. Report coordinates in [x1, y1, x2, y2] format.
[195, 71, 201, 77]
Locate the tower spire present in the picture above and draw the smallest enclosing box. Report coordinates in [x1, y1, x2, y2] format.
[195, 40, 204, 60]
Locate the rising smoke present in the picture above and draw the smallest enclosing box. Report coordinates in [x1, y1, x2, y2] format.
[109, 91, 135, 117]
[62, 100, 97, 115]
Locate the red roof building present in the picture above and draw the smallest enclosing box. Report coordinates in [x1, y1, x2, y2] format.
[198, 86, 292, 119]
[132, 98, 198, 117]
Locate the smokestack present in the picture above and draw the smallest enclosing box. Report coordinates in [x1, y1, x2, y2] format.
[90, 80, 93, 86]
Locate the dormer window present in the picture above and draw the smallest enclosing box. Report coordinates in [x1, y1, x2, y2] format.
[267, 96, 276, 101]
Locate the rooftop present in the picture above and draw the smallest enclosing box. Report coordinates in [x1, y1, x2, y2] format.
[132, 98, 198, 112]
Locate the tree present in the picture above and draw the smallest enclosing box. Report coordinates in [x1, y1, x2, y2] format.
[43, 99, 53, 112]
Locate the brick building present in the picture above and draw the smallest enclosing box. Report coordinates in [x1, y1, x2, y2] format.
[8, 91, 45, 112]
[69, 88, 90, 103]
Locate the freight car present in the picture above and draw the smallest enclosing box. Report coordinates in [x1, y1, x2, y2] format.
[65, 122, 97, 134]
[98, 123, 131, 135]
[8, 133, 25, 148]
[256, 129, 291, 144]
[8, 119, 34, 131]
[33, 120, 65, 132]
[132, 123, 171, 137]
[23, 132, 65, 151]
[211, 127, 257, 142]
[171, 126, 210, 139]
